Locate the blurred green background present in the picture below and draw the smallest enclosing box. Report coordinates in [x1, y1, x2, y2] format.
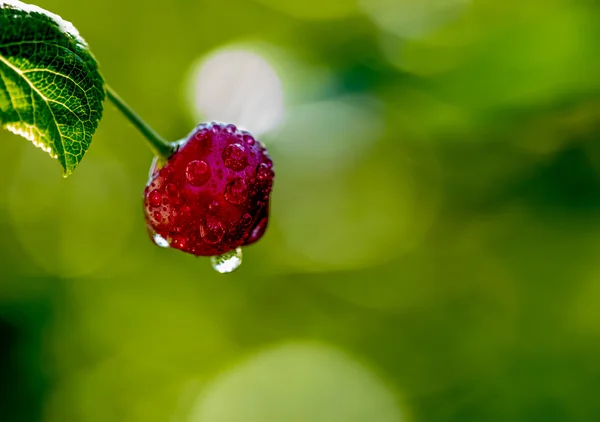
[2, 0, 600, 420]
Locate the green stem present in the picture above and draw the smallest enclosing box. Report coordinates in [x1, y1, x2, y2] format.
[106, 85, 175, 158]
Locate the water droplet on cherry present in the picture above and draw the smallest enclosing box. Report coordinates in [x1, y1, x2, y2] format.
[149, 190, 161, 207]
[200, 217, 225, 244]
[186, 160, 211, 186]
[225, 178, 248, 205]
[153, 233, 170, 248]
[171, 235, 187, 249]
[240, 213, 252, 227]
[222, 143, 248, 171]
[243, 134, 255, 146]
[256, 162, 273, 181]
[211, 247, 242, 273]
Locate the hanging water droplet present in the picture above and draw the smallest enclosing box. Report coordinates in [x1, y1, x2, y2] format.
[152, 233, 170, 248]
[211, 247, 243, 273]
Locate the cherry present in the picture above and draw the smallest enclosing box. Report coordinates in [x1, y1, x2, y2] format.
[143, 123, 274, 257]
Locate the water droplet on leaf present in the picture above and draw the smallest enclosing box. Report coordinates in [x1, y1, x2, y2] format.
[211, 247, 242, 273]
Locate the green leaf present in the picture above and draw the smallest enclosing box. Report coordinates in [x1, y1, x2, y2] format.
[0, 1, 105, 176]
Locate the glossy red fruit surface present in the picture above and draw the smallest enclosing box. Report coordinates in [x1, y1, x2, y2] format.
[144, 123, 274, 256]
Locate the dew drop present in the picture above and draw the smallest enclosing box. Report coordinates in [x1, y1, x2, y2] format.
[152, 233, 170, 248]
[223, 143, 248, 171]
[224, 124, 237, 133]
[200, 217, 225, 244]
[256, 162, 274, 182]
[171, 235, 187, 250]
[193, 130, 212, 151]
[243, 134, 255, 146]
[210, 247, 242, 273]
[148, 190, 162, 207]
[194, 127, 208, 138]
[186, 160, 211, 186]
[225, 178, 248, 205]
[240, 213, 253, 227]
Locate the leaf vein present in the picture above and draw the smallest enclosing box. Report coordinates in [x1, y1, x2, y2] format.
[0, 53, 68, 161]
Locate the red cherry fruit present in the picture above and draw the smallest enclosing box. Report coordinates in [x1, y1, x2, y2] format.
[144, 123, 274, 257]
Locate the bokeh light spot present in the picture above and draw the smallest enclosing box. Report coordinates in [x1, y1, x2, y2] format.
[273, 95, 383, 170]
[8, 145, 135, 277]
[188, 48, 284, 136]
[188, 342, 404, 422]
[361, 0, 470, 39]
[252, 0, 357, 20]
[273, 163, 419, 272]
